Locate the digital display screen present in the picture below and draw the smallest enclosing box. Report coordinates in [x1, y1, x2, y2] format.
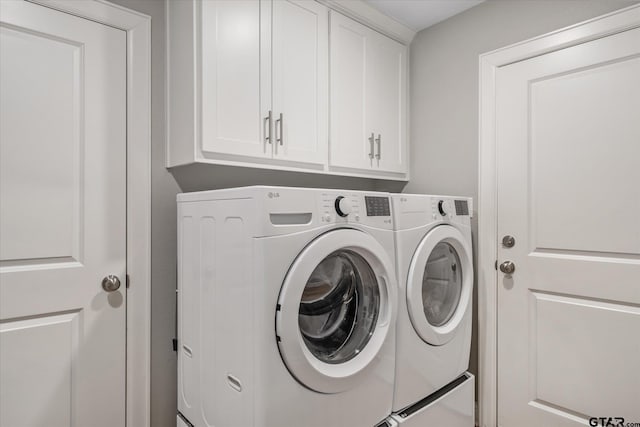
[455, 200, 469, 216]
[365, 196, 390, 216]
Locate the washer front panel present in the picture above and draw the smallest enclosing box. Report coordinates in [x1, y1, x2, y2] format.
[276, 229, 396, 393]
[406, 225, 473, 346]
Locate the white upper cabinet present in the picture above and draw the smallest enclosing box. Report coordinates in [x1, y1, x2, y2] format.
[272, 0, 328, 165]
[367, 29, 407, 174]
[200, 0, 271, 159]
[329, 11, 408, 176]
[167, 0, 410, 181]
[168, 0, 327, 169]
[328, 12, 370, 171]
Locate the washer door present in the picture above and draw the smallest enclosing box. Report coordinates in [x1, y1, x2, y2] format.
[406, 225, 473, 346]
[276, 229, 396, 394]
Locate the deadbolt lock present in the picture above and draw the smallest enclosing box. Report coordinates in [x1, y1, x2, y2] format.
[502, 235, 515, 248]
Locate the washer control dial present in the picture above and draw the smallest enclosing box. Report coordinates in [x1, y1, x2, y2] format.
[437, 200, 447, 216]
[334, 196, 352, 217]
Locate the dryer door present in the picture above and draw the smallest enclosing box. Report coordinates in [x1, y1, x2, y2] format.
[406, 225, 473, 346]
[276, 229, 396, 394]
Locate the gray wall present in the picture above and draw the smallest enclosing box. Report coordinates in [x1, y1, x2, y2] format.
[407, 0, 638, 385]
[103, 0, 637, 425]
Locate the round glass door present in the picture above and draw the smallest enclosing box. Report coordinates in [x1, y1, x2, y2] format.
[407, 225, 472, 346]
[298, 250, 380, 364]
[276, 229, 397, 394]
[422, 242, 462, 327]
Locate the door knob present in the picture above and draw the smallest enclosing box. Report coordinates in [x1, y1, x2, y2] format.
[499, 261, 516, 275]
[102, 275, 121, 292]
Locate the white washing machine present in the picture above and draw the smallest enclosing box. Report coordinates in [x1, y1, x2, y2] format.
[390, 194, 474, 425]
[176, 186, 398, 427]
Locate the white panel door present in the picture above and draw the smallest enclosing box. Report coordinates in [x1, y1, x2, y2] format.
[496, 27, 640, 426]
[0, 1, 126, 426]
[329, 11, 371, 171]
[366, 30, 406, 174]
[272, 0, 328, 165]
[200, 0, 271, 159]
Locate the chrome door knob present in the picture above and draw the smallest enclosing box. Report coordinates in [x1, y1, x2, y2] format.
[499, 261, 516, 275]
[102, 275, 121, 292]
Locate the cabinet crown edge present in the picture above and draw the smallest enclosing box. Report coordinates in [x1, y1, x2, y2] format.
[318, 0, 416, 45]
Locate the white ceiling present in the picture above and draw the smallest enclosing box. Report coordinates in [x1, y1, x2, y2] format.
[364, 0, 484, 32]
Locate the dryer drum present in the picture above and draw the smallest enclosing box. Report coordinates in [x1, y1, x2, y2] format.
[298, 250, 380, 364]
[422, 242, 463, 327]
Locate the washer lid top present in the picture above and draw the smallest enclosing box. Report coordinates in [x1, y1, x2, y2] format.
[276, 229, 397, 394]
[407, 225, 473, 346]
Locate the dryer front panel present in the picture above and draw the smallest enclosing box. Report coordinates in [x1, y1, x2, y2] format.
[407, 225, 473, 346]
[275, 229, 397, 393]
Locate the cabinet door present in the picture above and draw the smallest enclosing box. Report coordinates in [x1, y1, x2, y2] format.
[272, 0, 328, 165]
[200, 0, 271, 159]
[329, 11, 371, 171]
[367, 31, 407, 174]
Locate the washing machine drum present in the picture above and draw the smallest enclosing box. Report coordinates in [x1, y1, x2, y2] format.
[298, 250, 379, 364]
[406, 225, 473, 346]
[276, 229, 396, 394]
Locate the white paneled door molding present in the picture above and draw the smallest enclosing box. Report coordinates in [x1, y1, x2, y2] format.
[0, 1, 151, 426]
[479, 4, 640, 427]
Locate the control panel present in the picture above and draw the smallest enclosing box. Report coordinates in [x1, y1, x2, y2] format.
[393, 194, 472, 231]
[431, 198, 470, 218]
[319, 192, 392, 227]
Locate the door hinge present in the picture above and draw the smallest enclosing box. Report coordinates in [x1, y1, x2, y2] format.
[126, 274, 130, 288]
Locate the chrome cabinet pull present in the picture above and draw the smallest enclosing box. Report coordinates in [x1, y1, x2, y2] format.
[368, 133, 375, 159]
[264, 110, 272, 148]
[375, 134, 381, 160]
[275, 113, 283, 153]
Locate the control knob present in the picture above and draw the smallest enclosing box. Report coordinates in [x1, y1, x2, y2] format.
[335, 196, 352, 217]
[437, 200, 447, 216]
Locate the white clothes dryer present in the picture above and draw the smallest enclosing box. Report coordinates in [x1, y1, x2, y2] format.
[390, 194, 474, 416]
[177, 186, 398, 427]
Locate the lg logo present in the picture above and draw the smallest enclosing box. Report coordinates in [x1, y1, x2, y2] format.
[267, 192, 280, 199]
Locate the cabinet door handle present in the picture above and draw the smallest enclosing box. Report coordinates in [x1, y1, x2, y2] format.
[264, 111, 273, 148]
[375, 134, 381, 160]
[368, 133, 375, 159]
[276, 113, 283, 147]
